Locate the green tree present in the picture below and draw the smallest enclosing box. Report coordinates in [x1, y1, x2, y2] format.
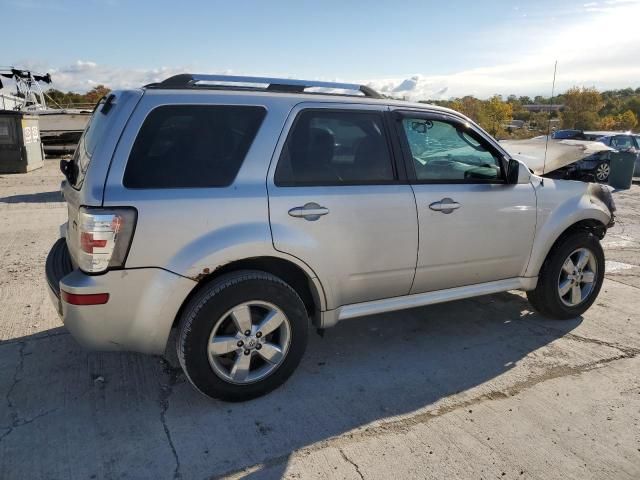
[529, 111, 551, 132]
[512, 110, 531, 122]
[626, 97, 640, 120]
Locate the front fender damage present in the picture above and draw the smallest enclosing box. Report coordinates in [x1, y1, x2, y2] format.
[587, 183, 616, 228]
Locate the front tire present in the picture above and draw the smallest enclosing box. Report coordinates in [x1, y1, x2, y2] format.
[527, 231, 605, 320]
[177, 270, 309, 402]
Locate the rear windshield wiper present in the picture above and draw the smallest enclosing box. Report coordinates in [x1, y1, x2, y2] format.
[59, 159, 78, 184]
[100, 94, 116, 114]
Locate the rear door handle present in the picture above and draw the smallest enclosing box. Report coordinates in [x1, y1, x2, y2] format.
[429, 198, 461, 214]
[288, 202, 329, 221]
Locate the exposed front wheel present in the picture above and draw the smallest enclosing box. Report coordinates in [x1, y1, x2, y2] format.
[527, 231, 605, 320]
[177, 271, 309, 401]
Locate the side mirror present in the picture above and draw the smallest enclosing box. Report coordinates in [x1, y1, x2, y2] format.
[506, 158, 520, 184]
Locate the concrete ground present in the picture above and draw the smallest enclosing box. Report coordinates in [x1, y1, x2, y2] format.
[0, 160, 639, 480]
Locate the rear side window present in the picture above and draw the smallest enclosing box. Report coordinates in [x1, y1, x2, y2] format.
[124, 105, 266, 188]
[275, 110, 395, 186]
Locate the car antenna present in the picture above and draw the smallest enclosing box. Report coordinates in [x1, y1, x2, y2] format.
[542, 60, 558, 178]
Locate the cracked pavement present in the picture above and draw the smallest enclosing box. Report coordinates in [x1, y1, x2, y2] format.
[0, 162, 639, 479]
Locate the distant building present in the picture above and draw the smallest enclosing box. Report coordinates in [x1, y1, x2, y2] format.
[505, 119, 526, 129]
[522, 104, 564, 113]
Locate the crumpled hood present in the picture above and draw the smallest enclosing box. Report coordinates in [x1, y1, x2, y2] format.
[501, 137, 615, 175]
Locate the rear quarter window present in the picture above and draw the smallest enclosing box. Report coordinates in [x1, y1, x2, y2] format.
[70, 97, 112, 189]
[123, 105, 266, 189]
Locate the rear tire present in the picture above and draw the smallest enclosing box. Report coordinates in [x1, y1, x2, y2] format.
[177, 270, 309, 402]
[595, 162, 610, 183]
[527, 231, 605, 320]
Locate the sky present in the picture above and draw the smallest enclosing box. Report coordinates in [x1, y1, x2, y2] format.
[1, 0, 639, 100]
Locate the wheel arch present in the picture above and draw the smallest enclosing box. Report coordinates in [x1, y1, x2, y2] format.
[525, 217, 608, 278]
[173, 256, 326, 329]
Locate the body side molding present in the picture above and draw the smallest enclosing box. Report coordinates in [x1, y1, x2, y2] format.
[320, 277, 537, 327]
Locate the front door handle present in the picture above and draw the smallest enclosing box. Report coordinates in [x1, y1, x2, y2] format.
[429, 198, 461, 214]
[288, 202, 329, 221]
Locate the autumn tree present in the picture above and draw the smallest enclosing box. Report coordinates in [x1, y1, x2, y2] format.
[425, 86, 639, 137]
[560, 87, 603, 130]
[599, 115, 617, 131]
[479, 95, 513, 137]
[85, 85, 111, 104]
[44, 88, 86, 107]
[598, 110, 638, 131]
[453, 96, 484, 123]
[617, 110, 638, 130]
[44, 85, 111, 108]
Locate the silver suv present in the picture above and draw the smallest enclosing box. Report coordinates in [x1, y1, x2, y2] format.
[46, 74, 616, 401]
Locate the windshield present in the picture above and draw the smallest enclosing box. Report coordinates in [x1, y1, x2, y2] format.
[610, 136, 634, 150]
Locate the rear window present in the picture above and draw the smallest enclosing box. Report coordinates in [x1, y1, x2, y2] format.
[123, 105, 266, 189]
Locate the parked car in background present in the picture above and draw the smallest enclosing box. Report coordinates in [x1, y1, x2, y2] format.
[47, 74, 615, 401]
[583, 131, 628, 141]
[552, 133, 640, 182]
[552, 129, 586, 140]
[501, 135, 614, 180]
[549, 149, 613, 182]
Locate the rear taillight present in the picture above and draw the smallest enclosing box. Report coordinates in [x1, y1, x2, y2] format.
[77, 207, 137, 273]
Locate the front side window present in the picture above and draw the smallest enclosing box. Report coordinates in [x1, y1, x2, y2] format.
[124, 105, 265, 188]
[275, 110, 395, 186]
[400, 118, 503, 182]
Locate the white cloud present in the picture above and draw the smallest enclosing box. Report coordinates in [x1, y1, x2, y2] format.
[366, 0, 640, 99]
[1, 60, 208, 92]
[48, 61, 192, 90]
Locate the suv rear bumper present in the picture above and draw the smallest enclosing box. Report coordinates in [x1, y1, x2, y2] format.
[45, 238, 196, 355]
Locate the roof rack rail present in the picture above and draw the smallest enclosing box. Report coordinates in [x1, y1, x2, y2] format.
[145, 74, 382, 99]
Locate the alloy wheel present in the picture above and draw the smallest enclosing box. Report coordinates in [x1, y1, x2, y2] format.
[207, 301, 292, 384]
[557, 248, 598, 307]
[595, 163, 610, 181]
